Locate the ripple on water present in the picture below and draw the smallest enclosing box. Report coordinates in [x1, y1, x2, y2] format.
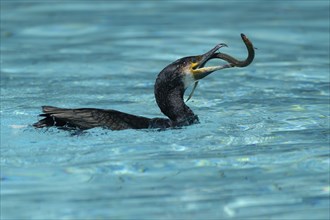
[21, 23, 101, 37]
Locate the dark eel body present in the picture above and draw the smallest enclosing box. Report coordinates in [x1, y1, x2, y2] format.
[33, 34, 255, 131]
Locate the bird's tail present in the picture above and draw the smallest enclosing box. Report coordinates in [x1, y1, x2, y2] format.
[33, 106, 71, 128]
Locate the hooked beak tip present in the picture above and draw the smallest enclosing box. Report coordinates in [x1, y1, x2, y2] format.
[219, 43, 228, 48]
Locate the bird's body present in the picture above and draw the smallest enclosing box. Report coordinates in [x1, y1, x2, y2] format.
[33, 34, 255, 131]
[33, 106, 159, 130]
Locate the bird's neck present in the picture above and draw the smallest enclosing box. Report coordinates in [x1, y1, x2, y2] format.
[154, 83, 198, 126]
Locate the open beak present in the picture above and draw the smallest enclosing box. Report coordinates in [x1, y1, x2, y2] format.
[190, 43, 230, 80]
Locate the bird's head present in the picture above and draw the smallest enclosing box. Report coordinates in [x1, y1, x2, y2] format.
[179, 43, 231, 89]
[156, 43, 230, 91]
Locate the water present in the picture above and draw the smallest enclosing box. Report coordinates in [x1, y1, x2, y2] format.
[1, 1, 329, 219]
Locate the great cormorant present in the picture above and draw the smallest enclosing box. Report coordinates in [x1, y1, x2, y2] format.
[33, 34, 255, 130]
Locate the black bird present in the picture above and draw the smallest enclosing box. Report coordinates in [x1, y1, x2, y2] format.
[33, 34, 255, 131]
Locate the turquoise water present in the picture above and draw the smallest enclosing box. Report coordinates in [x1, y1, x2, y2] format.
[1, 1, 329, 219]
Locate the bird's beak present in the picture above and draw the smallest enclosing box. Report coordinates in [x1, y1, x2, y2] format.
[190, 43, 231, 80]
